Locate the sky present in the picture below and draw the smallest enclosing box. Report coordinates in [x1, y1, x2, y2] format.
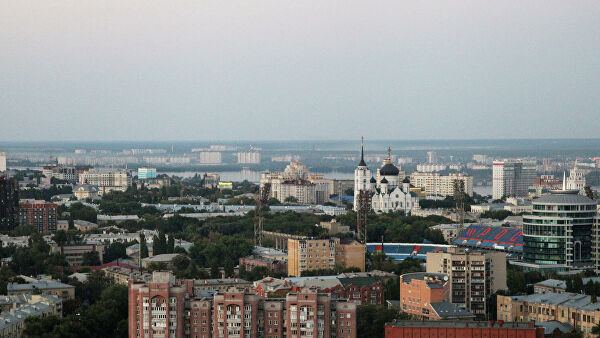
[1, 1, 599, 141]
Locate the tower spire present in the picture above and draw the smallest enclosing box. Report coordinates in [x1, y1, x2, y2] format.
[563, 171, 566, 190]
[358, 137, 367, 167]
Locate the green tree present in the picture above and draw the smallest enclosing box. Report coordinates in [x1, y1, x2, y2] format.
[168, 235, 175, 254]
[82, 251, 101, 266]
[357, 305, 410, 337]
[140, 233, 149, 259]
[210, 260, 220, 278]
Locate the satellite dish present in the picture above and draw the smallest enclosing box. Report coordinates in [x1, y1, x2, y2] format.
[443, 276, 449, 281]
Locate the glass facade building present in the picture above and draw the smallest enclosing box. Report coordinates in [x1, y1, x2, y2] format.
[523, 189, 597, 270]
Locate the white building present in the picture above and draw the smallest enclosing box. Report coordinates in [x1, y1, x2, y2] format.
[427, 151, 438, 163]
[416, 164, 448, 172]
[261, 162, 331, 204]
[492, 160, 537, 200]
[78, 169, 131, 195]
[566, 167, 586, 194]
[353, 142, 419, 214]
[197, 152, 222, 164]
[410, 172, 473, 197]
[0, 151, 6, 172]
[137, 167, 157, 179]
[237, 152, 261, 164]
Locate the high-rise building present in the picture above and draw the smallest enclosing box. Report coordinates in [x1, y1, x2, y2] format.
[492, 160, 537, 200]
[520, 187, 597, 272]
[0, 176, 18, 231]
[18, 199, 57, 233]
[129, 271, 357, 338]
[128, 272, 187, 338]
[0, 151, 7, 172]
[137, 167, 157, 180]
[237, 152, 261, 164]
[426, 247, 507, 316]
[427, 151, 438, 164]
[410, 172, 473, 197]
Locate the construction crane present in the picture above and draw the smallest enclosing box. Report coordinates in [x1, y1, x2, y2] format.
[356, 190, 371, 243]
[254, 183, 271, 246]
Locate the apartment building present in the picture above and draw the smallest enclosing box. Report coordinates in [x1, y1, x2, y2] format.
[0, 295, 63, 337]
[426, 247, 507, 316]
[50, 243, 105, 267]
[129, 271, 357, 338]
[410, 172, 474, 197]
[237, 152, 261, 164]
[493, 160, 537, 200]
[399, 272, 474, 320]
[287, 238, 366, 277]
[18, 199, 57, 233]
[261, 162, 333, 205]
[288, 238, 336, 277]
[7, 280, 75, 300]
[497, 292, 600, 337]
[128, 272, 187, 338]
[78, 169, 131, 195]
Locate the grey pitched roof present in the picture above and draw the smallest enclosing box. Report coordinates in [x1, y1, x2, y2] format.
[535, 321, 574, 335]
[535, 279, 567, 289]
[510, 292, 600, 311]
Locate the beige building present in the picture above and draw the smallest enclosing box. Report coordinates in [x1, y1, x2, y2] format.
[426, 247, 506, 316]
[318, 219, 351, 235]
[78, 169, 131, 195]
[7, 280, 75, 300]
[72, 184, 100, 200]
[102, 266, 152, 285]
[410, 172, 474, 197]
[497, 292, 600, 337]
[261, 162, 334, 204]
[50, 243, 105, 267]
[335, 239, 366, 272]
[287, 237, 365, 276]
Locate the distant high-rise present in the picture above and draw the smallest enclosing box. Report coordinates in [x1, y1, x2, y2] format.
[137, 167, 157, 180]
[0, 176, 18, 231]
[0, 151, 6, 172]
[427, 151, 438, 164]
[492, 160, 536, 200]
[237, 151, 261, 164]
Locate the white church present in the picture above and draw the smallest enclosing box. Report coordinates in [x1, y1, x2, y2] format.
[353, 140, 420, 214]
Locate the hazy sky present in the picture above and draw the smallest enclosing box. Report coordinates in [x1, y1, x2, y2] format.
[1, 1, 599, 141]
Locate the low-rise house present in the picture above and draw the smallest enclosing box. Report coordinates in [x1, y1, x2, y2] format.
[534, 279, 567, 294]
[73, 219, 98, 232]
[96, 214, 140, 224]
[141, 253, 180, 269]
[7, 280, 75, 300]
[102, 265, 151, 285]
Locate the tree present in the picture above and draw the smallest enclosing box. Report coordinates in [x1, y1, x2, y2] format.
[168, 235, 175, 254]
[224, 258, 234, 277]
[284, 196, 299, 204]
[140, 233, 149, 259]
[585, 185, 595, 200]
[357, 305, 410, 337]
[210, 260, 221, 278]
[82, 251, 101, 266]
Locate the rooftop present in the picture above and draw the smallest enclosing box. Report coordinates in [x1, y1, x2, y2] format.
[535, 190, 597, 205]
[400, 272, 448, 289]
[7, 280, 74, 292]
[430, 302, 476, 319]
[510, 292, 600, 311]
[534, 279, 566, 289]
[386, 320, 536, 329]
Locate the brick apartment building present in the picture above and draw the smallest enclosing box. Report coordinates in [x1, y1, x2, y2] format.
[385, 321, 544, 338]
[18, 199, 57, 233]
[129, 271, 357, 338]
[239, 255, 287, 274]
[399, 272, 474, 320]
[426, 247, 507, 316]
[253, 276, 385, 306]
